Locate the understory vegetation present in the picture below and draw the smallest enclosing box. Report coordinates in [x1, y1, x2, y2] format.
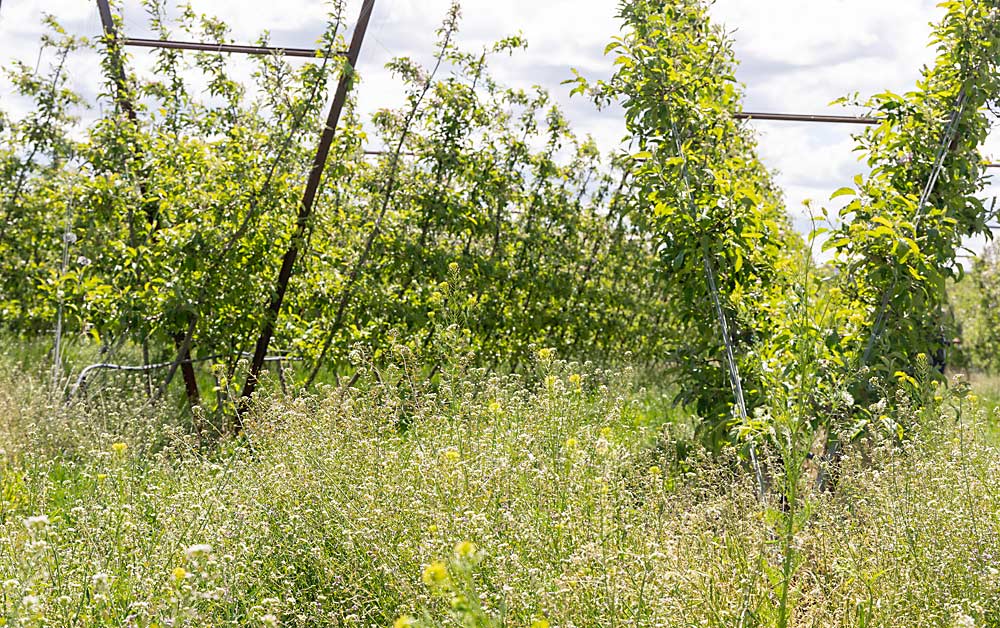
[3, 0, 1000, 625]
[1, 348, 999, 627]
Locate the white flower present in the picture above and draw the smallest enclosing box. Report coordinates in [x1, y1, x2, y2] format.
[261, 613, 279, 627]
[185, 544, 213, 559]
[24, 515, 49, 531]
[91, 572, 110, 590]
[22, 595, 41, 614]
[954, 613, 976, 628]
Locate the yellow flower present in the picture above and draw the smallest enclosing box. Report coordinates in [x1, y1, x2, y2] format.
[442, 448, 460, 462]
[565, 437, 578, 450]
[393, 616, 417, 628]
[531, 618, 550, 628]
[454, 541, 478, 560]
[568, 373, 581, 386]
[649, 465, 661, 476]
[111, 442, 127, 455]
[421, 561, 449, 588]
[171, 567, 187, 582]
[538, 348, 554, 360]
[428, 524, 438, 533]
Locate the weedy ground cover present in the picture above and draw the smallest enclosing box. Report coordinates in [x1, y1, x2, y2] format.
[0, 347, 997, 627]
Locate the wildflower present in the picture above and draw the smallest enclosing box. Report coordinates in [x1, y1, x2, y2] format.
[185, 544, 213, 559]
[538, 348, 554, 361]
[21, 595, 41, 615]
[568, 373, 581, 386]
[531, 618, 550, 628]
[428, 524, 438, 533]
[24, 515, 49, 531]
[565, 437, 578, 450]
[171, 567, 188, 582]
[954, 612, 976, 628]
[261, 614, 279, 627]
[649, 465, 661, 477]
[90, 572, 110, 590]
[454, 541, 478, 560]
[394, 616, 417, 628]
[421, 561, 449, 589]
[111, 442, 127, 455]
[442, 448, 460, 462]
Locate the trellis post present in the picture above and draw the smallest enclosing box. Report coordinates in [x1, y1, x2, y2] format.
[238, 0, 377, 427]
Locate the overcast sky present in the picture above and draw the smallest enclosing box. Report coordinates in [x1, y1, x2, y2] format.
[2, 0, 997, 256]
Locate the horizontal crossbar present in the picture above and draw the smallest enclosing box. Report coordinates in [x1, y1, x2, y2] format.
[122, 37, 346, 58]
[736, 111, 878, 125]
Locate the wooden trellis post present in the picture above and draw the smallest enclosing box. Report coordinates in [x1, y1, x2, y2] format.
[239, 0, 377, 427]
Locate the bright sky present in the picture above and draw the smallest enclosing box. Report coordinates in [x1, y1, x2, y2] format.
[2, 0, 998, 257]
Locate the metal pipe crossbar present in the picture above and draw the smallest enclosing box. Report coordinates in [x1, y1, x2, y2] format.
[121, 37, 345, 58]
[96, 1, 343, 59]
[737, 111, 878, 125]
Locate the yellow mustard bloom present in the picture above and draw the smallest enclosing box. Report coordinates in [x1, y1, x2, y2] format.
[171, 567, 187, 581]
[393, 616, 417, 628]
[421, 561, 449, 588]
[531, 618, 550, 628]
[111, 442, 127, 455]
[454, 541, 478, 559]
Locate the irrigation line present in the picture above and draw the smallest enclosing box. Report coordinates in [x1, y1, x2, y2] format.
[69, 353, 298, 401]
[666, 117, 767, 502]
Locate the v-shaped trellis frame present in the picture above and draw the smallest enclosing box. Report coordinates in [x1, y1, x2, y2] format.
[93, 0, 376, 424]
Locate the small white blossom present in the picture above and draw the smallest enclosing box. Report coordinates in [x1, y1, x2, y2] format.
[954, 613, 976, 628]
[24, 515, 49, 531]
[185, 544, 213, 559]
[21, 595, 41, 615]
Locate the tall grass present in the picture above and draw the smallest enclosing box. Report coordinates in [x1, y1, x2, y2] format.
[0, 346, 997, 626]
